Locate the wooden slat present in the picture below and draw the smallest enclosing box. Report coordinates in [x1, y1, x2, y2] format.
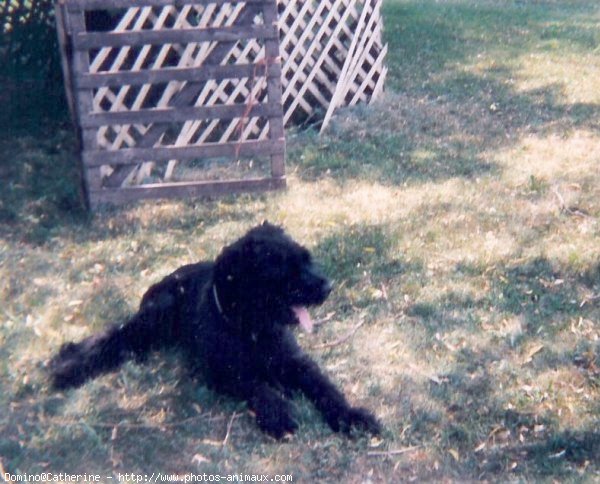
[88, 7, 142, 73]
[350, 43, 387, 105]
[77, 62, 281, 88]
[66, 0, 269, 12]
[67, 6, 103, 207]
[262, 0, 285, 178]
[320, 0, 370, 132]
[73, 25, 279, 50]
[344, 5, 383, 93]
[89, 176, 286, 207]
[80, 102, 281, 128]
[83, 138, 285, 167]
[101, 3, 253, 185]
[104, 4, 267, 187]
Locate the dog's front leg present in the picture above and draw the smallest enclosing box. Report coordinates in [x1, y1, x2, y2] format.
[283, 355, 381, 435]
[213, 375, 298, 439]
[249, 382, 298, 439]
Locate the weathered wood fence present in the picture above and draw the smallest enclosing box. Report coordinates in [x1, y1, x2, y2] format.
[57, 0, 286, 208]
[56, 0, 386, 208]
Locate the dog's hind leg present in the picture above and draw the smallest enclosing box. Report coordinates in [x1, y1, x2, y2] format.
[49, 264, 209, 390]
[49, 302, 180, 390]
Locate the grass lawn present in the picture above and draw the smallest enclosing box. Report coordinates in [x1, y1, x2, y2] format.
[1, 0, 599, 481]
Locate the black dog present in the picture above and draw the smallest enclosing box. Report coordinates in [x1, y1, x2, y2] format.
[49, 223, 380, 438]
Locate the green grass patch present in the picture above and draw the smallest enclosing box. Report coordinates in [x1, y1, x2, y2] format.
[1, 0, 599, 481]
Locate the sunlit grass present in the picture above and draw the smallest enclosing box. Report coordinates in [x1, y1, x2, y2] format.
[1, 0, 599, 481]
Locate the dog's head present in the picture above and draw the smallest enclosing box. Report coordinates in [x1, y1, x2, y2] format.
[213, 222, 332, 333]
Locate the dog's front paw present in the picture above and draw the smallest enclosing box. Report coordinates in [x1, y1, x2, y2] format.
[329, 406, 381, 435]
[256, 409, 298, 439]
[255, 400, 298, 439]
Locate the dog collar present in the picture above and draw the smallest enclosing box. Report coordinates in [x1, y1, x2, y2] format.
[212, 284, 226, 319]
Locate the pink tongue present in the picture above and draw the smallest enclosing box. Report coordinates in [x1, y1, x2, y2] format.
[292, 306, 313, 333]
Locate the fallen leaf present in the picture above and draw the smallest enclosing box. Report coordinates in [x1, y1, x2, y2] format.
[448, 449, 460, 462]
[202, 439, 222, 447]
[523, 343, 544, 364]
[369, 437, 384, 448]
[474, 442, 486, 452]
[192, 453, 210, 464]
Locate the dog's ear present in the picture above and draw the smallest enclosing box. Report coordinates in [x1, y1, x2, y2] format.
[257, 220, 284, 235]
[214, 242, 244, 281]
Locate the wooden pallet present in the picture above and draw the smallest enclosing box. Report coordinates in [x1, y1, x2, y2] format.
[56, 0, 386, 207]
[56, 0, 286, 208]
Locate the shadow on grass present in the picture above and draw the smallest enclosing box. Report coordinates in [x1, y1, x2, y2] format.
[383, 1, 599, 93]
[401, 255, 599, 478]
[313, 223, 425, 316]
[0, 126, 89, 244]
[492, 257, 586, 333]
[0, 350, 251, 474]
[424, 354, 599, 479]
[407, 256, 598, 340]
[291, 1, 600, 185]
[0, 121, 268, 245]
[291, 72, 600, 186]
[484, 429, 600, 478]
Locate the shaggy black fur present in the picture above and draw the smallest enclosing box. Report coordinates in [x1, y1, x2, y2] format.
[49, 222, 380, 438]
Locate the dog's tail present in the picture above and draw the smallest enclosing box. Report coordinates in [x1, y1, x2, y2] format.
[49, 308, 175, 390]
